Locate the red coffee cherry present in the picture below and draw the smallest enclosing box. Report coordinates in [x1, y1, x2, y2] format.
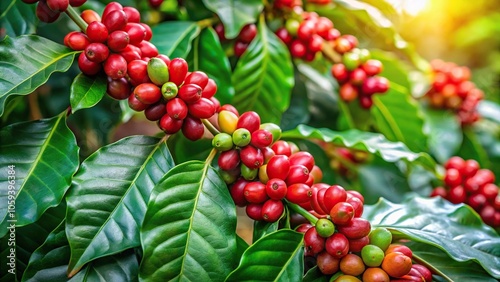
[36, 0, 60, 23]
[218, 149, 241, 171]
[308, 34, 323, 53]
[245, 203, 263, 221]
[159, 114, 183, 134]
[86, 21, 108, 43]
[331, 63, 349, 83]
[139, 41, 159, 58]
[330, 202, 355, 225]
[445, 156, 466, 172]
[323, 185, 347, 213]
[107, 31, 130, 52]
[349, 68, 367, 86]
[127, 60, 150, 85]
[77, 52, 101, 76]
[188, 97, 216, 119]
[244, 181, 268, 204]
[271, 140, 292, 156]
[234, 40, 249, 57]
[325, 233, 350, 259]
[123, 6, 141, 23]
[128, 92, 148, 111]
[275, 28, 292, 45]
[64, 31, 90, 51]
[144, 102, 166, 121]
[229, 178, 249, 207]
[124, 23, 146, 45]
[178, 84, 203, 104]
[102, 10, 128, 32]
[290, 39, 306, 58]
[362, 60, 383, 76]
[202, 78, 217, 99]
[168, 58, 189, 86]
[266, 155, 291, 180]
[444, 168, 462, 188]
[346, 196, 364, 217]
[166, 98, 188, 120]
[240, 146, 264, 169]
[85, 43, 109, 63]
[261, 199, 284, 222]
[467, 193, 487, 211]
[250, 129, 273, 148]
[104, 54, 127, 79]
[285, 165, 309, 186]
[289, 151, 315, 172]
[134, 83, 161, 105]
[447, 185, 467, 204]
[286, 183, 311, 204]
[184, 71, 209, 89]
[297, 21, 315, 41]
[237, 111, 261, 133]
[46, 0, 68, 12]
[149, 0, 163, 8]
[182, 116, 204, 141]
[120, 44, 142, 62]
[80, 9, 101, 24]
[106, 78, 131, 100]
[238, 24, 257, 43]
[140, 23, 153, 41]
[265, 178, 287, 200]
[337, 217, 371, 239]
[304, 227, 325, 255]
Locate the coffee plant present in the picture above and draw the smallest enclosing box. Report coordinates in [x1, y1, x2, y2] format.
[1, 0, 499, 281]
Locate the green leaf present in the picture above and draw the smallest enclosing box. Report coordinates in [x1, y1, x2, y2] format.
[139, 161, 238, 281]
[474, 125, 500, 179]
[201, 0, 263, 39]
[422, 106, 462, 164]
[459, 128, 490, 167]
[364, 196, 500, 279]
[70, 73, 107, 113]
[187, 27, 235, 105]
[0, 112, 79, 237]
[151, 21, 200, 58]
[478, 100, 500, 124]
[0, 0, 37, 39]
[1, 203, 66, 282]
[232, 17, 294, 124]
[0, 35, 78, 116]
[303, 266, 328, 282]
[69, 250, 139, 282]
[252, 220, 279, 243]
[371, 82, 428, 153]
[22, 221, 70, 282]
[65, 136, 174, 276]
[370, 50, 411, 90]
[225, 229, 304, 282]
[406, 241, 499, 282]
[282, 125, 437, 172]
[167, 133, 213, 164]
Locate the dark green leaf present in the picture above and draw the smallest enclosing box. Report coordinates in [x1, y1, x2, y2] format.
[364, 196, 500, 279]
[478, 100, 500, 124]
[65, 136, 174, 276]
[167, 133, 212, 163]
[1, 203, 65, 282]
[151, 21, 200, 58]
[69, 250, 139, 282]
[371, 82, 428, 152]
[422, 106, 462, 164]
[474, 125, 500, 179]
[187, 27, 235, 105]
[232, 17, 294, 124]
[201, 0, 263, 39]
[184, 0, 213, 21]
[458, 128, 490, 167]
[406, 241, 498, 282]
[0, 0, 37, 39]
[252, 220, 279, 243]
[70, 74, 107, 113]
[0, 35, 78, 116]
[225, 229, 304, 282]
[0, 112, 79, 237]
[357, 158, 411, 204]
[139, 161, 238, 281]
[281, 125, 437, 172]
[22, 221, 70, 282]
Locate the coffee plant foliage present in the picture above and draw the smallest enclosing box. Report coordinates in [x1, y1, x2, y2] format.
[0, 0, 499, 281]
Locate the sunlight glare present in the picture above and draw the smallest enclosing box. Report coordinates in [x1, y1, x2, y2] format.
[403, 0, 430, 16]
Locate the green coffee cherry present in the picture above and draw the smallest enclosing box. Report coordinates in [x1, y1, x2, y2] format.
[147, 57, 170, 86]
[232, 128, 251, 147]
[241, 164, 258, 181]
[212, 133, 234, 151]
[161, 82, 178, 100]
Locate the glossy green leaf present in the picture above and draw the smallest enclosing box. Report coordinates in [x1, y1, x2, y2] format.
[458, 128, 490, 167]
[478, 100, 500, 124]
[405, 241, 498, 282]
[422, 106, 462, 164]
[187, 27, 235, 105]
[201, 0, 263, 39]
[66, 136, 174, 276]
[0, 112, 78, 237]
[0, 0, 37, 39]
[1, 203, 65, 282]
[69, 250, 139, 282]
[225, 229, 304, 282]
[70, 74, 107, 113]
[0, 35, 78, 116]
[371, 82, 428, 153]
[151, 21, 200, 58]
[370, 50, 411, 90]
[252, 220, 279, 243]
[167, 133, 213, 164]
[357, 157, 412, 204]
[232, 17, 294, 123]
[139, 161, 237, 281]
[282, 125, 437, 172]
[364, 196, 500, 279]
[22, 221, 70, 282]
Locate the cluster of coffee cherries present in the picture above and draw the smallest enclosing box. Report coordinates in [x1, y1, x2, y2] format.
[273, 0, 303, 9]
[331, 50, 389, 109]
[22, 0, 85, 23]
[430, 156, 499, 228]
[321, 142, 370, 178]
[297, 197, 432, 281]
[426, 60, 483, 125]
[214, 23, 258, 57]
